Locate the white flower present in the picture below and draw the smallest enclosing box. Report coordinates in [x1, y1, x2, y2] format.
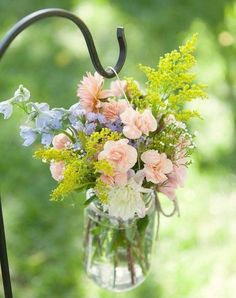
[107, 171, 152, 221]
[0, 100, 13, 119]
[14, 85, 31, 102]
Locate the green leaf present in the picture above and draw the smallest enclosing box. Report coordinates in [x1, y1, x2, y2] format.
[137, 216, 149, 234]
[84, 194, 97, 206]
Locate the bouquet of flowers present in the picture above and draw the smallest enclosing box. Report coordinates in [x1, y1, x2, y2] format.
[0, 35, 206, 291]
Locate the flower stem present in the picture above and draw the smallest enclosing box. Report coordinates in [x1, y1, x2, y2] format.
[126, 240, 136, 285]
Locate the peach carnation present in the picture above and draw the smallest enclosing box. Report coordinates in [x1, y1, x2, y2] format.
[101, 99, 129, 122]
[77, 72, 110, 113]
[50, 161, 65, 182]
[98, 139, 137, 173]
[52, 133, 72, 149]
[120, 107, 157, 139]
[141, 150, 173, 184]
[159, 164, 187, 199]
[109, 80, 127, 97]
[100, 171, 128, 186]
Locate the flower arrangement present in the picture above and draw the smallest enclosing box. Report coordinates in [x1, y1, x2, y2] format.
[0, 35, 207, 290]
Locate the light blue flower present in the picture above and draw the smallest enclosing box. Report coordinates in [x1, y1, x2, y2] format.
[69, 103, 85, 125]
[41, 133, 53, 148]
[13, 85, 31, 102]
[0, 100, 13, 119]
[20, 126, 37, 146]
[30, 103, 64, 131]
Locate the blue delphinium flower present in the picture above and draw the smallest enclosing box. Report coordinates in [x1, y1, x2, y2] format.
[20, 126, 37, 146]
[41, 133, 53, 148]
[0, 100, 13, 119]
[29, 102, 65, 131]
[69, 103, 85, 125]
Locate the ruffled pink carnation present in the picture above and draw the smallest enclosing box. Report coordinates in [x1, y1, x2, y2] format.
[50, 161, 65, 182]
[52, 133, 72, 149]
[141, 150, 173, 184]
[98, 139, 137, 173]
[77, 72, 110, 113]
[120, 107, 157, 139]
[100, 171, 128, 186]
[101, 99, 129, 122]
[109, 80, 127, 97]
[159, 164, 187, 199]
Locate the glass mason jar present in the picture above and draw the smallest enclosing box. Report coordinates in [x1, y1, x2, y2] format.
[83, 190, 157, 292]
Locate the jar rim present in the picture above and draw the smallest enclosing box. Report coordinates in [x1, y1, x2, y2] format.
[85, 190, 155, 228]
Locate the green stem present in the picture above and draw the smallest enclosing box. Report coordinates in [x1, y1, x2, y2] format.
[126, 240, 136, 285]
[113, 247, 118, 288]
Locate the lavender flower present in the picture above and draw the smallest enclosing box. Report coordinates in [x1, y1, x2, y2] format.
[97, 114, 107, 124]
[0, 100, 13, 119]
[86, 112, 98, 122]
[72, 120, 84, 132]
[84, 122, 96, 135]
[106, 118, 123, 132]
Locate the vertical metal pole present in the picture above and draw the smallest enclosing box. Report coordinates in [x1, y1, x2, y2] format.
[0, 195, 13, 298]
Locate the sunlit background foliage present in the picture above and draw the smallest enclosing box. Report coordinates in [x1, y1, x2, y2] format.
[0, 0, 235, 297]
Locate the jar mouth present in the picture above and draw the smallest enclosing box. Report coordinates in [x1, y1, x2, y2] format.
[86, 190, 155, 228]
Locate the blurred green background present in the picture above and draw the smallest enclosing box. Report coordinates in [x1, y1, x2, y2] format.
[0, 0, 235, 297]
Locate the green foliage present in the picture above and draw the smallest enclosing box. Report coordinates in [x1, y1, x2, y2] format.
[148, 123, 195, 162]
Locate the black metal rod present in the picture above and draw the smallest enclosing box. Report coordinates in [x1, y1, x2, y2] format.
[0, 195, 13, 298]
[0, 8, 127, 78]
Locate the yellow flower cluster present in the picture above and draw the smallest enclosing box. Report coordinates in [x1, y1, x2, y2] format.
[34, 148, 77, 163]
[51, 159, 92, 200]
[94, 159, 114, 176]
[125, 77, 144, 108]
[85, 128, 121, 158]
[94, 178, 110, 203]
[139, 34, 207, 120]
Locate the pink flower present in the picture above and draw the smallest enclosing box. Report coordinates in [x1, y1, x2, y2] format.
[52, 133, 72, 149]
[98, 139, 137, 173]
[158, 164, 187, 199]
[101, 171, 128, 186]
[172, 164, 187, 187]
[158, 176, 178, 200]
[77, 72, 110, 113]
[101, 99, 129, 122]
[109, 80, 127, 97]
[141, 150, 173, 184]
[50, 161, 65, 182]
[120, 107, 157, 139]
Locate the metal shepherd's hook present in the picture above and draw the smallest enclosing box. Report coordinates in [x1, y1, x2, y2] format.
[0, 8, 128, 298]
[0, 8, 127, 78]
